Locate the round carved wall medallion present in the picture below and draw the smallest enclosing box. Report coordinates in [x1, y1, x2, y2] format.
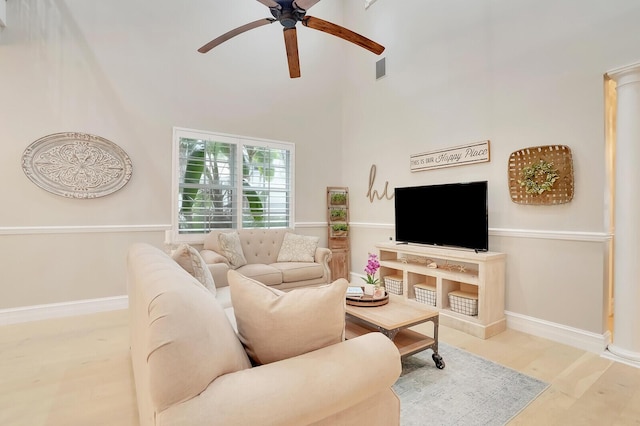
[22, 132, 133, 199]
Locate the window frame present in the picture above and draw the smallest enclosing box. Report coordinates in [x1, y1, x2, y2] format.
[170, 127, 295, 244]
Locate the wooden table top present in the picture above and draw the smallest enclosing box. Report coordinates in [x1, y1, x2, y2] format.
[345, 296, 438, 330]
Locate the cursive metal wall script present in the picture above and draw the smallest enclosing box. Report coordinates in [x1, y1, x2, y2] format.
[366, 164, 394, 203]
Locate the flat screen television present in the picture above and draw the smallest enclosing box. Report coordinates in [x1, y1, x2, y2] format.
[394, 181, 488, 252]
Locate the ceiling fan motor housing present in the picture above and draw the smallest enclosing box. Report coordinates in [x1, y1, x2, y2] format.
[270, 0, 307, 28]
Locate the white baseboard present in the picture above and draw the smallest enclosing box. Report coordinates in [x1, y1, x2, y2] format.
[351, 273, 610, 355]
[602, 346, 640, 369]
[505, 310, 611, 354]
[0, 296, 128, 326]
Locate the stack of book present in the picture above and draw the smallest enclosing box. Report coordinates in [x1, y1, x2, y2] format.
[346, 286, 364, 298]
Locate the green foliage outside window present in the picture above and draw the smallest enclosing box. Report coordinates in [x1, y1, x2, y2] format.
[177, 132, 292, 235]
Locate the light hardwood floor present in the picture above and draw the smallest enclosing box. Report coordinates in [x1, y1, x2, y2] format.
[1, 310, 638, 426]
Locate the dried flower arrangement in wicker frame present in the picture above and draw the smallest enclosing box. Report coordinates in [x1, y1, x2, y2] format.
[508, 145, 574, 205]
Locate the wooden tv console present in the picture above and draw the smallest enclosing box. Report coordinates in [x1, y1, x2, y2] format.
[376, 242, 506, 339]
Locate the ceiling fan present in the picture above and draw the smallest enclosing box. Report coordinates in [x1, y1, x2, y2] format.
[197, 0, 385, 78]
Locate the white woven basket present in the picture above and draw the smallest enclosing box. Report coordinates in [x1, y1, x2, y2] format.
[414, 284, 436, 306]
[448, 291, 478, 316]
[383, 275, 403, 295]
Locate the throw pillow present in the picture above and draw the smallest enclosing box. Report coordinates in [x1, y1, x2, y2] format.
[218, 231, 248, 269]
[171, 244, 217, 296]
[228, 270, 348, 365]
[276, 232, 319, 262]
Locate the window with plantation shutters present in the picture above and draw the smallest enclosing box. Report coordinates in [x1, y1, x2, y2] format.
[171, 128, 294, 242]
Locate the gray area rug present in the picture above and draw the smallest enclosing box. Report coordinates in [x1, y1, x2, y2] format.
[393, 342, 549, 426]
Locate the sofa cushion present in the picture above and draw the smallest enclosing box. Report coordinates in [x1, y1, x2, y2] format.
[171, 244, 217, 295]
[203, 230, 223, 252]
[277, 232, 319, 262]
[271, 262, 325, 283]
[205, 229, 292, 265]
[228, 270, 348, 365]
[147, 287, 251, 411]
[240, 228, 289, 264]
[133, 245, 252, 413]
[218, 231, 248, 269]
[235, 263, 283, 286]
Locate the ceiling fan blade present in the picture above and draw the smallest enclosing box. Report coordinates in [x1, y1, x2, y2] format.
[256, 0, 281, 9]
[198, 18, 276, 53]
[293, 0, 322, 11]
[283, 28, 301, 78]
[302, 16, 385, 55]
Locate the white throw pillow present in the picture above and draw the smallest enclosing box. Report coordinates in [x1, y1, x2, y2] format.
[218, 231, 248, 269]
[277, 232, 319, 262]
[171, 244, 217, 296]
[228, 270, 348, 365]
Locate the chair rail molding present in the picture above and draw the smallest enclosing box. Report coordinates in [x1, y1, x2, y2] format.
[489, 228, 610, 242]
[0, 224, 171, 235]
[349, 222, 611, 243]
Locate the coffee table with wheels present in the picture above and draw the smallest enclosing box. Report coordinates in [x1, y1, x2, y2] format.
[345, 295, 445, 369]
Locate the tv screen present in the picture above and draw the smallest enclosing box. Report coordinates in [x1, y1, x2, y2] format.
[394, 181, 488, 251]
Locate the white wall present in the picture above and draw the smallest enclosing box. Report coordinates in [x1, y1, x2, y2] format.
[0, 0, 344, 309]
[340, 0, 640, 338]
[2, 0, 639, 350]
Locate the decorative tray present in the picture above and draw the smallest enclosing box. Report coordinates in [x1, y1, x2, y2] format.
[346, 292, 389, 307]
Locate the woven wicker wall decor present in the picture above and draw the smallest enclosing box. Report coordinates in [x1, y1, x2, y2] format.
[508, 145, 574, 205]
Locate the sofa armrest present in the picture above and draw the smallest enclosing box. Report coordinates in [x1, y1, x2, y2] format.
[207, 263, 230, 288]
[157, 332, 401, 426]
[314, 247, 332, 282]
[201, 249, 231, 288]
[200, 249, 229, 265]
[314, 246, 332, 265]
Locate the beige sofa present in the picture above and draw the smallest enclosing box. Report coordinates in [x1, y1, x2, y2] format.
[200, 228, 332, 290]
[127, 243, 401, 426]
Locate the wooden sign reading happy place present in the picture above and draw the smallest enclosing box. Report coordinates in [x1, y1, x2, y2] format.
[410, 140, 490, 172]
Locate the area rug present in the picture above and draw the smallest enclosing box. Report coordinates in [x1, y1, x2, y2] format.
[393, 342, 549, 426]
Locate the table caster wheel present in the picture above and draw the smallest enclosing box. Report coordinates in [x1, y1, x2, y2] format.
[432, 353, 445, 369]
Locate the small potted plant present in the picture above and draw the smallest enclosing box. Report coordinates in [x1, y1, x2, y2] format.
[331, 223, 349, 237]
[361, 253, 385, 298]
[330, 208, 346, 221]
[330, 192, 347, 205]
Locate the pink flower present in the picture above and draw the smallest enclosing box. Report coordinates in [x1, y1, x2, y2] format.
[362, 253, 380, 285]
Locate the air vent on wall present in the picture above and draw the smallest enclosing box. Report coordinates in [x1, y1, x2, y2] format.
[376, 57, 386, 80]
[0, 0, 7, 29]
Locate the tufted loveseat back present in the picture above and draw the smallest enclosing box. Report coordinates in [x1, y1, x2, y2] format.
[203, 228, 292, 264]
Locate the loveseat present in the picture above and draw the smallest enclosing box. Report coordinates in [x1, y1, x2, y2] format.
[200, 228, 332, 289]
[127, 242, 402, 426]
